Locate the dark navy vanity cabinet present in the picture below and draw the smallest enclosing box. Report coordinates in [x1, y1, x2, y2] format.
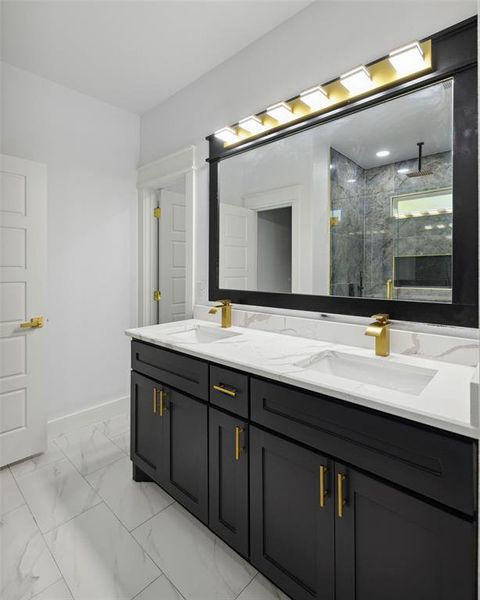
[130, 340, 477, 600]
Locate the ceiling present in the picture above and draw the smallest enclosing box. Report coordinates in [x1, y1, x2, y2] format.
[328, 79, 452, 169]
[1, 0, 311, 114]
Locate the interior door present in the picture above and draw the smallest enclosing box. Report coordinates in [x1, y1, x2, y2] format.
[219, 203, 257, 290]
[334, 463, 476, 600]
[0, 154, 47, 467]
[158, 189, 186, 323]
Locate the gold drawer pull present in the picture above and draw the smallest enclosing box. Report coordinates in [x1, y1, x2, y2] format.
[153, 388, 157, 413]
[235, 426, 243, 460]
[319, 465, 328, 508]
[213, 384, 236, 397]
[337, 473, 346, 518]
[159, 390, 166, 416]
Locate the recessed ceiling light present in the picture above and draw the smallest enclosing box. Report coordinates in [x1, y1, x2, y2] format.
[214, 127, 239, 144]
[397, 167, 409, 174]
[389, 42, 426, 76]
[266, 102, 293, 123]
[340, 66, 374, 95]
[300, 86, 330, 110]
[424, 225, 433, 230]
[376, 150, 390, 158]
[238, 115, 265, 135]
[347, 179, 357, 183]
[437, 224, 446, 229]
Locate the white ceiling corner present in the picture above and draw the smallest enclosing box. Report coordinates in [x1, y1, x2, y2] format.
[1, 0, 313, 114]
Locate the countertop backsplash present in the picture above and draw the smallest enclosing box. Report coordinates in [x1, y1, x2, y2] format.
[194, 304, 479, 368]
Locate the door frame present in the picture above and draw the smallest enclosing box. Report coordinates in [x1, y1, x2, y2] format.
[137, 146, 196, 326]
[243, 185, 301, 292]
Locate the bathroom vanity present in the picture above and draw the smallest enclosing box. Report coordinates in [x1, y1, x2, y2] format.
[129, 16, 478, 600]
[127, 321, 477, 600]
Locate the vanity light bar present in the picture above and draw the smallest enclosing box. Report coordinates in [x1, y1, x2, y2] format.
[214, 38, 431, 147]
[266, 101, 294, 124]
[340, 66, 374, 95]
[300, 86, 330, 110]
[238, 115, 265, 134]
[389, 42, 426, 76]
[214, 127, 240, 143]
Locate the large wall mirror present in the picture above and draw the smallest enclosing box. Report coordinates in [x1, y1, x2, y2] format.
[219, 80, 453, 302]
[208, 20, 477, 327]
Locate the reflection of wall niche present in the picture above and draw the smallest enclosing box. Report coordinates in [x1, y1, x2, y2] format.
[329, 144, 453, 302]
[394, 255, 451, 288]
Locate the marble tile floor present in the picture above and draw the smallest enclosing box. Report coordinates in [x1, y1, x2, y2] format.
[0, 412, 290, 600]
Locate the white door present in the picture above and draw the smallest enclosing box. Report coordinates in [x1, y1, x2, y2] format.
[219, 203, 257, 289]
[158, 190, 186, 323]
[0, 155, 47, 467]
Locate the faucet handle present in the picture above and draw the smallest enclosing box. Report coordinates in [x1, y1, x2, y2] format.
[371, 313, 390, 325]
[218, 299, 231, 306]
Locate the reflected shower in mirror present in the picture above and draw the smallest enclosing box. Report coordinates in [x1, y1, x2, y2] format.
[218, 79, 453, 302]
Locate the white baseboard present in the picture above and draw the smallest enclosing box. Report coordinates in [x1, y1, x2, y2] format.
[48, 396, 129, 439]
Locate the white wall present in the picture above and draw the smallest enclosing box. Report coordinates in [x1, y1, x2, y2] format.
[140, 0, 476, 308]
[1, 63, 140, 420]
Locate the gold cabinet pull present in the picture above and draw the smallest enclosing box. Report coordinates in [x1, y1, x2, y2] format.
[213, 384, 236, 397]
[235, 426, 243, 460]
[159, 390, 166, 417]
[20, 316, 44, 329]
[319, 465, 328, 508]
[153, 388, 157, 413]
[337, 473, 346, 518]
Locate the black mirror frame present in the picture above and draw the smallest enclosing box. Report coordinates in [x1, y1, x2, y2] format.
[207, 17, 478, 328]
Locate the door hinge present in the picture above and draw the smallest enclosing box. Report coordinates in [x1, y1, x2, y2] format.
[153, 207, 161, 218]
[153, 290, 162, 301]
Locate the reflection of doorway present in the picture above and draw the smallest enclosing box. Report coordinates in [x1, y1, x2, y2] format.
[257, 207, 292, 293]
[243, 184, 300, 292]
[219, 203, 257, 290]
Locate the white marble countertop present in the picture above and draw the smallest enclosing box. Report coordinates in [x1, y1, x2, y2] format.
[126, 319, 479, 439]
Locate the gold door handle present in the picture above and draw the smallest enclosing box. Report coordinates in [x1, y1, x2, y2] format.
[159, 390, 167, 417]
[20, 316, 44, 329]
[153, 388, 157, 413]
[213, 384, 236, 397]
[235, 426, 243, 460]
[337, 473, 346, 518]
[319, 465, 328, 508]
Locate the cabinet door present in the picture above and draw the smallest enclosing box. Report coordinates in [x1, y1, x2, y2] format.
[209, 408, 249, 558]
[131, 371, 163, 481]
[334, 463, 476, 600]
[250, 427, 335, 600]
[161, 388, 208, 523]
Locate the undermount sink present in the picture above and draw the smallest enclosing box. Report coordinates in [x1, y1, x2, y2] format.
[168, 325, 242, 344]
[295, 350, 437, 396]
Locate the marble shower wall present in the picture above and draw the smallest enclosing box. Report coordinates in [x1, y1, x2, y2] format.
[330, 148, 452, 302]
[329, 148, 366, 297]
[364, 151, 452, 301]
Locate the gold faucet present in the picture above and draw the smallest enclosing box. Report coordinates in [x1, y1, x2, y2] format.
[209, 300, 232, 328]
[365, 313, 390, 357]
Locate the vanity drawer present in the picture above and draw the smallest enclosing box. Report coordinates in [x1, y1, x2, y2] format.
[210, 365, 248, 418]
[251, 377, 476, 515]
[132, 340, 208, 400]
